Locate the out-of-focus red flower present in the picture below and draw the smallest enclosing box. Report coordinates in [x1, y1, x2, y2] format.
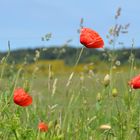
[13, 88, 32, 107]
[38, 122, 48, 132]
[80, 27, 104, 48]
[129, 75, 140, 89]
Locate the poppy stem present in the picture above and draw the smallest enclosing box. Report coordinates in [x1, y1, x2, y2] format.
[13, 129, 19, 140]
[74, 47, 84, 67]
[129, 39, 135, 79]
[66, 47, 84, 88]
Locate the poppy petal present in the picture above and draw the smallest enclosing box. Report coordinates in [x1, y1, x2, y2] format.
[13, 88, 32, 107]
[80, 27, 104, 48]
[38, 122, 48, 132]
[129, 74, 140, 89]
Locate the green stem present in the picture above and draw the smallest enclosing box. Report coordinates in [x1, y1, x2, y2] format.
[74, 47, 84, 67]
[13, 129, 19, 140]
[129, 39, 135, 79]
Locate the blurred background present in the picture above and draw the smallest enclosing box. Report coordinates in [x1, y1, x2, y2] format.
[0, 0, 139, 75]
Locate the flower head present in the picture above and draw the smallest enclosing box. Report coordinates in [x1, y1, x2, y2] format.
[129, 75, 140, 89]
[13, 88, 32, 107]
[100, 124, 111, 130]
[96, 92, 102, 102]
[80, 27, 104, 48]
[38, 122, 48, 132]
[103, 74, 110, 87]
[112, 88, 118, 97]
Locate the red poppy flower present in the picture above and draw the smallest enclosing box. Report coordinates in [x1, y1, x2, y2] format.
[38, 122, 48, 132]
[80, 27, 104, 48]
[128, 75, 140, 89]
[13, 88, 32, 107]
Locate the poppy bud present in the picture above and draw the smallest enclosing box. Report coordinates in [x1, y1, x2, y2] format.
[48, 121, 53, 129]
[80, 72, 84, 82]
[100, 124, 111, 130]
[96, 92, 102, 102]
[112, 88, 118, 97]
[103, 74, 110, 87]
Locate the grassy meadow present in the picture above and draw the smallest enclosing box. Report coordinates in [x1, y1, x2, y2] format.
[0, 46, 140, 140]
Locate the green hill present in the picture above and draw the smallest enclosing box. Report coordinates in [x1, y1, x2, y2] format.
[0, 46, 139, 66]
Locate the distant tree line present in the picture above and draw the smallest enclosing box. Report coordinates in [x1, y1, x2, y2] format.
[0, 46, 140, 65]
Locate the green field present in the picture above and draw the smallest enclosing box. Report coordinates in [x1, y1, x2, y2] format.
[0, 50, 140, 140]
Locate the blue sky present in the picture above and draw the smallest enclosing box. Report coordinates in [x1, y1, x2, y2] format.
[0, 0, 139, 51]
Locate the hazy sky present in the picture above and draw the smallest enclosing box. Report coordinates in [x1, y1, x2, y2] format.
[0, 0, 139, 51]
